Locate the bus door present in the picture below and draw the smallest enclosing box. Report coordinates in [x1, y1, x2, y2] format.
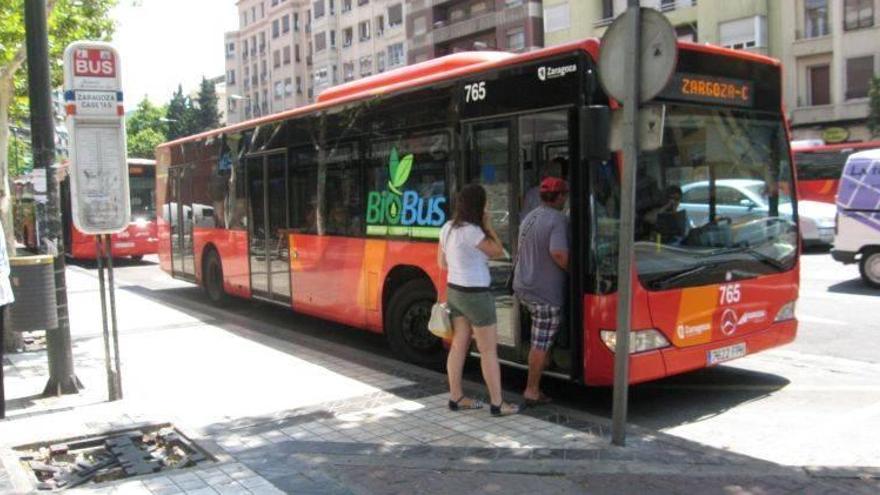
[169, 165, 195, 280]
[464, 109, 573, 374]
[247, 151, 291, 304]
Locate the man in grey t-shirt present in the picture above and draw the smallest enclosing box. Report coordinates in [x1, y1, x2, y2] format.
[513, 177, 569, 405]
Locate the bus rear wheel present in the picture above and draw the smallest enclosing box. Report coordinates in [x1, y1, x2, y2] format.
[203, 250, 229, 305]
[859, 249, 880, 289]
[386, 279, 445, 368]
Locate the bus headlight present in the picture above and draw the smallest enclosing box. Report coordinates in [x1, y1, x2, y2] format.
[133, 216, 149, 228]
[600, 329, 670, 354]
[774, 301, 796, 322]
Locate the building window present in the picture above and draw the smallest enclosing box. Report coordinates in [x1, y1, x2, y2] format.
[358, 0, 369, 5]
[284, 78, 293, 96]
[846, 56, 874, 99]
[544, 3, 570, 33]
[505, 0, 523, 6]
[314, 0, 325, 19]
[358, 20, 370, 41]
[387, 42, 404, 67]
[805, 0, 830, 38]
[273, 19, 280, 38]
[343, 27, 353, 47]
[845, 0, 875, 30]
[720, 16, 766, 49]
[808, 64, 831, 106]
[227, 69, 236, 85]
[275, 81, 283, 100]
[376, 51, 385, 73]
[330, 30, 337, 48]
[375, 15, 385, 36]
[315, 66, 329, 86]
[296, 76, 303, 94]
[274, 50, 281, 68]
[329, 0, 335, 15]
[602, 0, 613, 20]
[388, 4, 402, 28]
[506, 27, 525, 51]
[226, 42, 236, 56]
[359, 56, 372, 76]
[259, 32, 266, 53]
[294, 12, 300, 31]
[343, 62, 354, 81]
[343, 0, 351, 13]
[283, 46, 291, 64]
[295, 44, 301, 61]
[282, 15, 290, 33]
[315, 31, 327, 52]
[676, 24, 697, 41]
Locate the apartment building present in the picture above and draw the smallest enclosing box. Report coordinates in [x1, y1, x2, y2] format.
[406, 0, 545, 64]
[543, 1, 782, 57]
[309, 0, 407, 94]
[780, 0, 879, 143]
[225, 0, 312, 124]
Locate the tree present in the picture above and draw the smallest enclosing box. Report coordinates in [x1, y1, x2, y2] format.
[165, 84, 197, 140]
[0, 0, 117, 254]
[194, 76, 220, 132]
[868, 76, 880, 138]
[126, 96, 166, 158]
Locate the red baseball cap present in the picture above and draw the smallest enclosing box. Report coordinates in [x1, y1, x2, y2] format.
[540, 177, 569, 193]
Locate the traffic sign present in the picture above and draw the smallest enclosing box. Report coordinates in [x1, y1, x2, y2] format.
[598, 8, 678, 104]
[63, 42, 129, 235]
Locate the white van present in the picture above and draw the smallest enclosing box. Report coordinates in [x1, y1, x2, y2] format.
[832, 148, 880, 288]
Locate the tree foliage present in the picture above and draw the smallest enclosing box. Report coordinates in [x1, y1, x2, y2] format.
[126, 96, 166, 158]
[165, 84, 197, 140]
[194, 76, 220, 132]
[868, 76, 880, 138]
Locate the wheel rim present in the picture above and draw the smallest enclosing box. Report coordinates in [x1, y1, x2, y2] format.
[400, 299, 439, 352]
[867, 253, 880, 284]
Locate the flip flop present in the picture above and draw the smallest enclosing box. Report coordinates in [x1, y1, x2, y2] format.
[448, 396, 484, 411]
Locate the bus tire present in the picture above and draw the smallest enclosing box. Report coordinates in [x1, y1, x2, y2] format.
[859, 249, 880, 289]
[385, 279, 445, 368]
[203, 249, 229, 305]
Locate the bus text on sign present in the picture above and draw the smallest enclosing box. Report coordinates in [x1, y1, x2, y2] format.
[661, 73, 754, 107]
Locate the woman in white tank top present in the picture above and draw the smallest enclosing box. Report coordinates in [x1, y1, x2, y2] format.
[438, 184, 520, 417]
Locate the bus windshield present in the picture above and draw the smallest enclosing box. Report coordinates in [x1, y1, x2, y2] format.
[630, 105, 797, 290]
[795, 150, 848, 181]
[130, 173, 155, 221]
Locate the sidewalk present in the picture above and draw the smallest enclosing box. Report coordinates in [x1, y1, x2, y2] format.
[1, 262, 877, 494]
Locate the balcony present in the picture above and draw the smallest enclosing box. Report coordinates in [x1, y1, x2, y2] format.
[422, 3, 530, 47]
[659, 0, 697, 12]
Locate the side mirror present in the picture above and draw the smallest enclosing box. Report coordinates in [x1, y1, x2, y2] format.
[740, 198, 757, 210]
[580, 105, 611, 162]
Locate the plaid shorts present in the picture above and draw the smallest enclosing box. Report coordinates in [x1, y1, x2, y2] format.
[521, 300, 562, 351]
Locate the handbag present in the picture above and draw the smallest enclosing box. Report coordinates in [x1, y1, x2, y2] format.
[428, 301, 452, 339]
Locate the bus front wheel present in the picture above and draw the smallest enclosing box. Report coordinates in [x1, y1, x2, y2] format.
[859, 249, 880, 289]
[203, 249, 229, 305]
[386, 279, 445, 368]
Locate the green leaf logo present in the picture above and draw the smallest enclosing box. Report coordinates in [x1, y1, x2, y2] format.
[387, 146, 414, 195]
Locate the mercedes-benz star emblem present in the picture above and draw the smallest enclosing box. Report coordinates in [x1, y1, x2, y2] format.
[720, 308, 738, 336]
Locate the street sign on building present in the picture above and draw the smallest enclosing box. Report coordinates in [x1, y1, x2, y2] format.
[62, 42, 129, 235]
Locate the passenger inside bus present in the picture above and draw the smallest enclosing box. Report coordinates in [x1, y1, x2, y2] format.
[521, 156, 567, 221]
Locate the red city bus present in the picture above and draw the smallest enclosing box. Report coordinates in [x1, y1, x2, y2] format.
[156, 39, 799, 385]
[61, 158, 159, 260]
[793, 140, 880, 204]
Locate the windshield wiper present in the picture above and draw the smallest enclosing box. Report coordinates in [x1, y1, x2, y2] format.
[649, 264, 715, 290]
[709, 246, 789, 271]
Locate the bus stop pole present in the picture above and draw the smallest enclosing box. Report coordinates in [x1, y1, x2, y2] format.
[611, 0, 642, 447]
[104, 236, 123, 400]
[95, 235, 117, 401]
[24, 0, 82, 396]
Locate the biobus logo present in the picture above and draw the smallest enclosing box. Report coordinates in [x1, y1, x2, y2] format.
[365, 147, 446, 238]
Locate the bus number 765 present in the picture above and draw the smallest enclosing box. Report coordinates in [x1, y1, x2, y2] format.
[719, 283, 742, 305]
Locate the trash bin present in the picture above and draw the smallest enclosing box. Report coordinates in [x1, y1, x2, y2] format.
[8, 255, 57, 332]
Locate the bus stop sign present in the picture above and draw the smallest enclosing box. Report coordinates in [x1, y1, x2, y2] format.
[63, 41, 130, 235]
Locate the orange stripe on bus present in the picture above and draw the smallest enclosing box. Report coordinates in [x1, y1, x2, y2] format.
[673, 286, 718, 347]
[357, 239, 387, 311]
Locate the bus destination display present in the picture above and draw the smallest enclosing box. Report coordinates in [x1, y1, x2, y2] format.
[661, 73, 754, 108]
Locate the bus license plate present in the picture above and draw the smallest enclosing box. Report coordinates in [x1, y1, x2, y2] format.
[114, 242, 135, 248]
[707, 343, 746, 366]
